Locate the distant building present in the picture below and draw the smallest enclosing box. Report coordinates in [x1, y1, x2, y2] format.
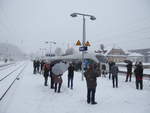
[127, 52, 144, 62]
[106, 48, 127, 62]
[129, 48, 150, 62]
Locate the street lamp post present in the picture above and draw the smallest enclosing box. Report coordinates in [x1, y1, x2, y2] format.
[45, 41, 56, 56]
[70, 13, 96, 80]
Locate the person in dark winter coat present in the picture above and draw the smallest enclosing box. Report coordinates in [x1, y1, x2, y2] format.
[50, 63, 55, 89]
[33, 60, 37, 74]
[109, 61, 113, 79]
[43, 63, 50, 86]
[84, 63, 100, 105]
[134, 62, 144, 90]
[111, 62, 119, 88]
[40, 60, 45, 74]
[53, 74, 62, 93]
[125, 62, 133, 82]
[67, 63, 75, 89]
[36, 60, 40, 73]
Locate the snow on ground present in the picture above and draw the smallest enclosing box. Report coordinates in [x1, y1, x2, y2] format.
[0, 61, 150, 113]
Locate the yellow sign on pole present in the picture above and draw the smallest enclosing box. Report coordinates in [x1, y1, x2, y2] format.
[85, 41, 91, 46]
[76, 40, 81, 46]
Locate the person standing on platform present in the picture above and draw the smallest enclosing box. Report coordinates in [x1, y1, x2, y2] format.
[111, 62, 119, 88]
[109, 61, 113, 79]
[33, 60, 37, 74]
[134, 62, 144, 90]
[43, 63, 50, 86]
[50, 62, 55, 89]
[40, 60, 45, 74]
[67, 63, 75, 89]
[125, 62, 133, 82]
[53, 74, 62, 93]
[84, 63, 100, 105]
[36, 60, 40, 73]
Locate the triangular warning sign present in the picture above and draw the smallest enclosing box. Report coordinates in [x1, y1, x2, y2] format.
[85, 41, 91, 46]
[76, 40, 81, 46]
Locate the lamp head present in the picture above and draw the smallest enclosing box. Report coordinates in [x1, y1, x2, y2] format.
[70, 13, 77, 17]
[90, 16, 96, 20]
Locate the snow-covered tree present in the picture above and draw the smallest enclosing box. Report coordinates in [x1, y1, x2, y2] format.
[55, 47, 63, 56]
[65, 47, 75, 55]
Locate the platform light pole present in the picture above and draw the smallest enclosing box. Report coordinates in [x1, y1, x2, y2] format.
[45, 41, 56, 56]
[70, 13, 96, 80]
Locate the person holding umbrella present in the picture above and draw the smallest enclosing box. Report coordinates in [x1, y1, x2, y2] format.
[52, 61, 69, 93]
[53, 74, 63, 93]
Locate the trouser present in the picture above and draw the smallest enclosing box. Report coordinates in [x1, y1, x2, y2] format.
[68, 76, 74, 89]
[102, 70, 106, 77]
[50, 76, 54, 88]
[54, 83, 62, 92]
[40, 67, 43, 74]
[44, 73, 49, 86]
[37, 66, 40, 73]
[33, 67, 36, 74]
[44, 76, 48, 86]
[109, 71, 111, 79]
[112, 75, 118, 88]
[87, 88, 96, 103]
[136, 80, 143, 90]
[125, 72, 132, 82]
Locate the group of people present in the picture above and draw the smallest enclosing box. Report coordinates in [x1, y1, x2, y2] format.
[33, 60, 75, 93]
[89, 61, 144, 104]
[33, 60, 44, 74]
[108, 61, 144, 90]
[32, 59, 144, 105]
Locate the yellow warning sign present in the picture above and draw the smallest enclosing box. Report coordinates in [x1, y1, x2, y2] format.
[85, 41, 91, 46]
[76, 40, 81, 46]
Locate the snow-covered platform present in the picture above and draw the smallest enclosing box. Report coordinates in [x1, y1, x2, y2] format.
[0, 61, 150, 113]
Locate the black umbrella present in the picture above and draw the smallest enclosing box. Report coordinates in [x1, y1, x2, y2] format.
[124, 60, 132, 64]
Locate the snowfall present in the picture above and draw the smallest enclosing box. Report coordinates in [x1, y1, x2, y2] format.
[0, 61, 150, 113]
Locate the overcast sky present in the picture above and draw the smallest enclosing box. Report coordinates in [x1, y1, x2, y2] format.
[0, 0, 150, 54]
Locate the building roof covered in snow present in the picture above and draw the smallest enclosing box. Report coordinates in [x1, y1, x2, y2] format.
[128, 52, 144, 57]
[107, 48, 126, 56]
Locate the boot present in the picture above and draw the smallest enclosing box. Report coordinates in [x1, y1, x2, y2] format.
[91, 101, 97, 105]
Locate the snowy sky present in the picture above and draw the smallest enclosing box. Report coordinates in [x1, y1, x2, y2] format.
[0, 0, 150, 54]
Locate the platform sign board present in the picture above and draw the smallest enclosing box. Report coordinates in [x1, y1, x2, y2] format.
[79, 46, 87, 51]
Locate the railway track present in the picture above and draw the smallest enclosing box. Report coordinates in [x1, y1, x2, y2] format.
[0, 62, 28, 101]
[0, 62, 15, 68]
[0, 63, 17, 71]
[0, 63, 25, 82]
